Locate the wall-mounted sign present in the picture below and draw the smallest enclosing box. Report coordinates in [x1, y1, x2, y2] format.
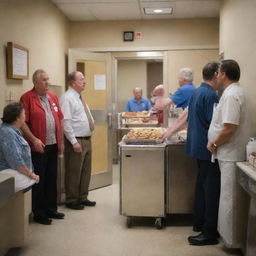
[94, 74, 106, 90]
[6, 42, 29, 79]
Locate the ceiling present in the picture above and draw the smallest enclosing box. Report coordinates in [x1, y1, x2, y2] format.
[50, 0, 221, 21]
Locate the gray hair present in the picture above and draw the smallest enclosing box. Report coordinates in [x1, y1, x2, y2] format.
[179, 68, 193, 82]
[67, 71, 79, 87]
[133, 87, 142, 93]
[32, 69, 46, 84]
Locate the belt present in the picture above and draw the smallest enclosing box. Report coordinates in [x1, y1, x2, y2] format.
[76, 136, 91, 140]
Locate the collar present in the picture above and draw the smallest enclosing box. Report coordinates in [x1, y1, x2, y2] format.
[183, 82, 194, 87]
[132, 97, 143, 103]
[225, 82, 240, 93]
[200, 82, 215, 91]
[2, 123, 22, 135]
[68, 87, 81, 99]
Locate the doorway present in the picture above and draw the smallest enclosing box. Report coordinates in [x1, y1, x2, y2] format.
[111, 51, 168, 162]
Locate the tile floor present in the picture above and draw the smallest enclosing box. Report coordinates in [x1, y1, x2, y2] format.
[5, 165, 242, 256]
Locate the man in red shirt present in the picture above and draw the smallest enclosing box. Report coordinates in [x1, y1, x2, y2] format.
[21, 69, 64, 225]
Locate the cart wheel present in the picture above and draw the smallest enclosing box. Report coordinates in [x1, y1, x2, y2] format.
[155, 218, 163, 229]
[126, 216, 132, 228]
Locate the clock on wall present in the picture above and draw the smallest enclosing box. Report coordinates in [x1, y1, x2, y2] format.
[123, 31, 134, 41]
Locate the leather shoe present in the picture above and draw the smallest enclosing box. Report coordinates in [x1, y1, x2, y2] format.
[34, 217, 52, 225]
[47, 211, 65, 219]
[188, 233, 218, 246]
[66, 202, 85, 210]
[80, 199, 96, 206]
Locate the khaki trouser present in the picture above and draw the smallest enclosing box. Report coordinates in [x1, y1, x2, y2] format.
[64, 137, 92, 204]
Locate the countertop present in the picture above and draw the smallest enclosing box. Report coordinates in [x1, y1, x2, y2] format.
[237, 162, 256, 182]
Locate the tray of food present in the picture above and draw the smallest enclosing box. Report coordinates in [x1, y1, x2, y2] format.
[123, 128, 165, 144]
[125, 117, 159, 127]
[121, 111, 150, 118]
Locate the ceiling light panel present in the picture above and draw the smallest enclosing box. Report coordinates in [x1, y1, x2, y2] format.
[144, 7, 173, 15]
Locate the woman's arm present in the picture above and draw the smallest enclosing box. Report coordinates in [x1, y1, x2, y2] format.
[16, 165, 39, 183]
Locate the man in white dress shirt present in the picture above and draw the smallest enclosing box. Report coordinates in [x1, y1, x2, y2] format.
[207, 60, 250, 248]
[60, 71, 96, 210]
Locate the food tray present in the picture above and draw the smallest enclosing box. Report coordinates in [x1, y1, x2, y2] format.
[123, 136, 164, 145]
[121, 111, 151, 118]
[125, 123, 159, 128]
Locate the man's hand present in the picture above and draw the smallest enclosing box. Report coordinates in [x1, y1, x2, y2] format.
[163, 126, 175, 139]
[72, 142, 82, 153]
[207, 141, 217, 153]
[33, 138, 45, 153]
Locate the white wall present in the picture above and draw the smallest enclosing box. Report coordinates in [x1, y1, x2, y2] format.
[220, 0, 256, 134]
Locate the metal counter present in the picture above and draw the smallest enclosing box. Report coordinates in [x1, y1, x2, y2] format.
[119, 141, 168, 229]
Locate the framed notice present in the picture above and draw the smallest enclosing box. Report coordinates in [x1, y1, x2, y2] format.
[6, 42, 29, 79]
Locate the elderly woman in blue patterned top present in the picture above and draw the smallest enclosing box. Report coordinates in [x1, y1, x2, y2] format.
[0, 102, 39, 185]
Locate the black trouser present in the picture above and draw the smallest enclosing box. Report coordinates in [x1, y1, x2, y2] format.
[31, 144, 58, 219]
[193, 159, 221, 239]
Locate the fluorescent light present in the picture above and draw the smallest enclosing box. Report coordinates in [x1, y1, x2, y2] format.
[154, 9, 163, 13]
[144, 7, 173, 15]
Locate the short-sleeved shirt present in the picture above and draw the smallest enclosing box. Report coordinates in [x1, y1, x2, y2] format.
[125, 97, 151, 112]
[186, 82, 219, 160]
[208, 83, 250, 161]
[0, 123, 33, 171]
[170, 83, 196, 109]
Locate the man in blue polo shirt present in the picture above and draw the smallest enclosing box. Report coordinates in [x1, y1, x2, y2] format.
[164, 62, 221, 246]
[154, 68, 196, 110]
[125, 87, 151, 112]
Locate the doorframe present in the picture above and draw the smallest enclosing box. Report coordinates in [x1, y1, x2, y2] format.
[110, 51, 168, 163]
[110, 51, 168, 116]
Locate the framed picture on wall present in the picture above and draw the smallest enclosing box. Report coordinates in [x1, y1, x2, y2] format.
[6, 42, 29, 79]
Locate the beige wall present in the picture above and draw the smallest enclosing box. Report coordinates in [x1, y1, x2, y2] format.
[117, 60, 147, 112]
[220, 0, 256, 134]
[147, 62, 163, 99]
[168, 49, 219, 92]
[69, 19, 219, 49]
[0, 0, 69, 113]
[69, 18, 219, 101]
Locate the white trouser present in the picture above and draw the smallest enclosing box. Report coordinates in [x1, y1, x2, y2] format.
[218, 161, 248, 248]
[0, 169, 35, 192]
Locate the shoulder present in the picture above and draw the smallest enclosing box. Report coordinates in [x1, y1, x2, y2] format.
[60, 90, 73, 101]
[142, 97, 149, 102]
[225, 84, 245, 100]
[0, 125, 16, 141]
[21, 89, 34, 100]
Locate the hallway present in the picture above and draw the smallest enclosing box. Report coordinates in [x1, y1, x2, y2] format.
[6, 166, 241, 256]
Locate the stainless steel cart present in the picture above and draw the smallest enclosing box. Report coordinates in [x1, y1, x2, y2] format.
[119, 141, 168, 229]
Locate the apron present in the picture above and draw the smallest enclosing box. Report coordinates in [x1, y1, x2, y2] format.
[218, 161, 249, 248]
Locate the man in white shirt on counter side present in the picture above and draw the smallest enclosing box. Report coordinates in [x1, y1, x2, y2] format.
[207, 59, 250, 248]
[60, 71, 96, 210]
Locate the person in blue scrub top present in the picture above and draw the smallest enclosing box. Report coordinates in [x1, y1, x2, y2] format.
[154, 68, 196, 110]
[125, 87, 151, 112]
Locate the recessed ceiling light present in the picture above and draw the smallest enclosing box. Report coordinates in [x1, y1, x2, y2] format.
[154, 9, 163, 13]
[144, 7, 173, 15]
